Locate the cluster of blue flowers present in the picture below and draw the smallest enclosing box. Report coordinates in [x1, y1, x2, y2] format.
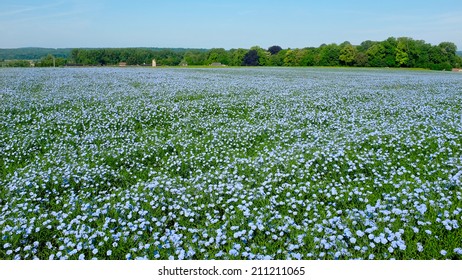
[1, 67, 461, 259]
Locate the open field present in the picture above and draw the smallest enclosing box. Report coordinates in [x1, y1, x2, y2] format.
[0, 67, 461, 260]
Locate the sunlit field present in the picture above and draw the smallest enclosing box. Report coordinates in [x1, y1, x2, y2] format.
[1, 67, 461, 260]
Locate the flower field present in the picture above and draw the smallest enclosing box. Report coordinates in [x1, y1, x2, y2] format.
[1, 67, 461, 260]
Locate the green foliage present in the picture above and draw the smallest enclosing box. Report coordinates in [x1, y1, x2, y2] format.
[317, 44, 340, 66]
[366, 44, 386, 67]
[455, 55, 462, 68]
[4, 37, 456, 69]
[71, 48, 194, 66]
[36, 54, 67, 67]
[228, 49, 248, 66]
[358, 40, 375, 52]
[396, 40, 410, 67]
[270, 49, 287, 66]
[206, 48, 230, 65]
[382, 37, 398, 67]
[283, 49, 297, 66]
[1, 60, 32, 67]
[250, 46, 271, 66]
[354, 52, 368, 67]
[184, 51, 207, 65]
[66, 40, 460, 69]
[339, 44, 357, 66]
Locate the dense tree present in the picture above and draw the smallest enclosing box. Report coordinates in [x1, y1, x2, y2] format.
[396, 39, 410, 67]
[366, 44, 386, 67]
[354, 52, 368, 67]
[30, 37, 457, 70]
[438, 42, 458, 67]
[242, 50, 259, 66]
[2, 60, 31, 67]
[251, 46, 271, 66]
[294, 49, 310, 66]
[317, 44, 340, 66]
[268, 45, 283, 55]
[382, 37, 398, 67]
[228, 48, 247, 66]
[206, 48, 229, 65]
[339, 44, 357, 66]
[283, 49, 297, 66]
[36, 54, 66, 67]
[358, 40, 375, 52]
[301, 48, 318, 66]
[268, 49, 286, 66]
[184, 51, 207, 65]
[457, 57, 462, 68]
[413, 40, 431, 68]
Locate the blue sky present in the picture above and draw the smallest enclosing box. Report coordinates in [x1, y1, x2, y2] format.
[1, 0, 461, 49]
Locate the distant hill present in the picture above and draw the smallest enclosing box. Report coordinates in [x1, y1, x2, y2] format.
[0, 47, 209, 60]
[457, 51, 462, 57]
[0, 48, 73, 60]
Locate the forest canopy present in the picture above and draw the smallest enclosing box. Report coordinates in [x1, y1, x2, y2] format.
[2, 37, 461, 70]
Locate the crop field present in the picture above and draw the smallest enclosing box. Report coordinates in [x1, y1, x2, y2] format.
[0, 67, 461, 260]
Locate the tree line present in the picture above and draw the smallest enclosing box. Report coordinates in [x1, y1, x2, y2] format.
[70, 37, 462, 70]
[2, 37, 461, 70]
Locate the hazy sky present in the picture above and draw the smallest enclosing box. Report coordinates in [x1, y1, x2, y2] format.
[1, 0, 461, 49]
